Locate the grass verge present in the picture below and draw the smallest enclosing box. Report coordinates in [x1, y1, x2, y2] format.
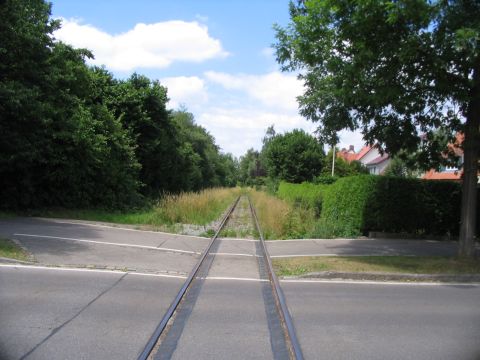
[0, 212, 16, 219]
[273, 256, 480, 277]
[0, 238, 30, 261]
[36, 187, 241, 227]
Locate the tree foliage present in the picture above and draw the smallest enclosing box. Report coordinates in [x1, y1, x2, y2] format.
[0, 0, 237, 210]
[263, 129, 325, 183]
[0, 0, 140, 209]
[172, 109, 238, 190]
[238, 149, 266, 186]
[275, 0, 479, 256]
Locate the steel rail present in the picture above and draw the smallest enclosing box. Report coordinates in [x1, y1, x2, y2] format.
[248, 197, 304, 360]
[137, 196, 241, 360]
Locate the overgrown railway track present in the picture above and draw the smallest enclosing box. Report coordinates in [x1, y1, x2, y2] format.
[138, 195, 303, 360]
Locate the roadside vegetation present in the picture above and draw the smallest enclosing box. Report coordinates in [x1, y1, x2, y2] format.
[273, 256, 480, 277]
[0, 238, 30, 261]
[253, 174, 476, 240]
[40, 188, 241, 229]
[1, 1, 237, 213]
[248, 189, 316, 239]
[274, 0, 479, 256]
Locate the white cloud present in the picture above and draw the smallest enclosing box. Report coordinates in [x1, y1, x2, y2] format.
[204, 71, 303, 112]
[195, 14, 209, 23]
[54, 18, 229, 71]
[260, 47, 275, 59]
[161, 76, 208, 109]
[197, 107, 316, 156]
[337, 129, 365, 152]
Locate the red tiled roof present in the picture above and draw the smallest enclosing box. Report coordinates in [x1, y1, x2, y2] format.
[355, 145, 372, 161]
[422, 132, 465, 181]
[337, 151, 358, 163]
[337, 144, 378, 163]
[422, 169, 462, 181]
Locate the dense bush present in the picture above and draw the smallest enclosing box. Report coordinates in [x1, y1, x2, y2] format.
[312, 176, 338, 185]
[319, 175, 463, 238]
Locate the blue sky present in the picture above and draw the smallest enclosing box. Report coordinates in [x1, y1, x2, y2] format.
[51, 0, 363, 157]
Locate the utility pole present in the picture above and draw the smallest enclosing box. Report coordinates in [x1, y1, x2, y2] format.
[331, 144, 336, 177]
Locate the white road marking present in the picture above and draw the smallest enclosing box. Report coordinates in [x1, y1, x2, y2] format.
[269, 253, 417, 258]
[14, 233, 201, 255]
[211, 252, 262, 258]
[0, 264, 268, 282]
[0, 264, 187, 278]
[128, 272, 187, 279]
[5, 264, 473, 286]
[280, 278, 480, 286]
[266, 238, 355, 243]
[35, 218, 210, 240]
[218, 238, 260, 242]
[204, 276, 268, 282]
[266, 238, 457, 243]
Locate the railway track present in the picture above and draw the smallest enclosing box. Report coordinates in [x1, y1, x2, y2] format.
[138, 195, 304, 360]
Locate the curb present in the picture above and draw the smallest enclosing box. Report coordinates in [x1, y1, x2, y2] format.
[0, 260, 189, 277]
[0, 257, 34, 265]
[281, 271, 480, 283]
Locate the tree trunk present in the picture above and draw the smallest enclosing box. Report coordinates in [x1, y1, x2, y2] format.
[458, 63, 480, 258]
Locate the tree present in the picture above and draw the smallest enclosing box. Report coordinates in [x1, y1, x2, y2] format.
[238, 149, 266, 186]
[0, 0, 141, 209]
[217, 153, 239, 187]
[275, 0, 479, 256]
[263, 129, 324, 183]
[171, 109, 237, 189]
[107, 74, 185, 195]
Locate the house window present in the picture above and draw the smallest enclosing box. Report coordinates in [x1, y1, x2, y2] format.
[444, 166, 458, 172]
[443, 156, 463, 172]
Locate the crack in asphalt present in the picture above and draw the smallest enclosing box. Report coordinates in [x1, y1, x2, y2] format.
[19, 272, 128, 360]
[156, 239, 168, 248]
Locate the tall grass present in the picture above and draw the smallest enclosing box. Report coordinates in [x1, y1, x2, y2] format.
[39, 187, 241, 227]
[154, 187, 241, 225]
[249, 189, 316, 239]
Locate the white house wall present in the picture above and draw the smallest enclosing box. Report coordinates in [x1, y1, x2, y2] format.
[359, 147, 380, 166]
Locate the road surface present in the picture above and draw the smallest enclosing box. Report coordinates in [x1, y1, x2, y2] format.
[1, 217, 479, 359]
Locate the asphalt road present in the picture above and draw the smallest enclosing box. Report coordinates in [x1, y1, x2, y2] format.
[282, 280, 480, 360]
[153, 238, 289, 360]
[0, 218, 209, 252]
[1, 217, 479, 360]
[1, 218, 471, 267]
[0, 266, 184, 360]
[0, 218, 209, 274]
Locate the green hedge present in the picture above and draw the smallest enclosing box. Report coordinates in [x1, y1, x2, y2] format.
[320, 175, 463, 238]
[277, 181, 329, 216]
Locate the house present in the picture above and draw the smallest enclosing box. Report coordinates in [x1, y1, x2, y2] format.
[337, 145, 357, 163]
[338, 145, 391, 175]
[421, 133, 464, 182]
